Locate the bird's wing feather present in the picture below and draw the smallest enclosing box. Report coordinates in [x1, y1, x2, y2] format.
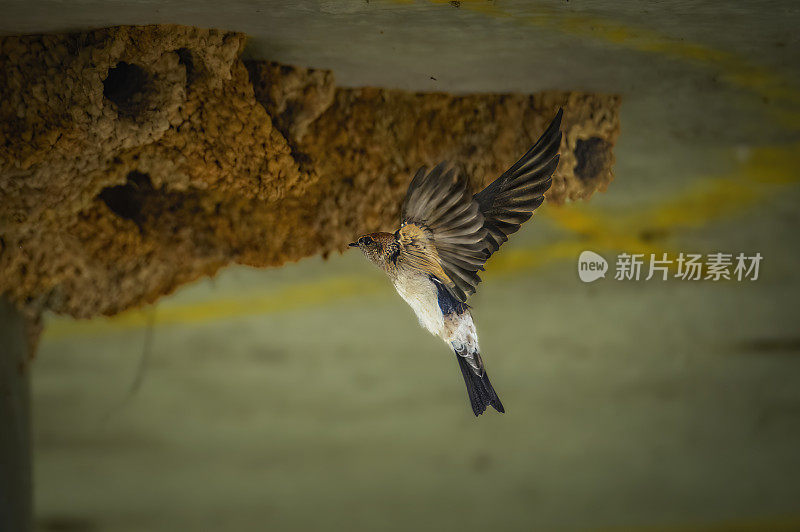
[398, 163, 488, 302]
[473, 108, 562, 259]
[397, 109, 562, 301]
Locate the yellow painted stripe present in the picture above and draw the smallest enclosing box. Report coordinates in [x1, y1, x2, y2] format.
[545, 143, 800, 236]
[43, 275, 386, 340]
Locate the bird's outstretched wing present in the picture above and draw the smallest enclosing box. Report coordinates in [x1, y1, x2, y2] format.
[398, 109, 562, 302]
[474, 108, 562, 259]
[398, 163, 488, 303]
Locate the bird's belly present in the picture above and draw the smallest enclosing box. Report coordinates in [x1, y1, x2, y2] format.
[393, 274, 445, 337]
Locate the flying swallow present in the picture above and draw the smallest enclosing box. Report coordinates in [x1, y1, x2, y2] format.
[350, 109, 563, 416]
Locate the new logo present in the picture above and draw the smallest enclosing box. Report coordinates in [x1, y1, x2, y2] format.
[578, 250, 608, 283]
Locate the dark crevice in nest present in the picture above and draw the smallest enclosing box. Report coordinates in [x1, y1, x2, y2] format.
[103, 62, 151, 118]
[574, 137, 611, 183]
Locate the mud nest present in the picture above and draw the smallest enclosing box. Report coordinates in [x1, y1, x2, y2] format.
[0, 25, 621, 320]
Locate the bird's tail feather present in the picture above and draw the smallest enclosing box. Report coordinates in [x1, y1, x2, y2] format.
[455, 352, 505, 416]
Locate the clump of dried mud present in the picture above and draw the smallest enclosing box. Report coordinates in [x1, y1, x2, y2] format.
[0, 25, 620, 320]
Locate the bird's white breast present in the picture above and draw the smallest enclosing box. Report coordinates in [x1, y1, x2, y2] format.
[393, 272, 445, 337]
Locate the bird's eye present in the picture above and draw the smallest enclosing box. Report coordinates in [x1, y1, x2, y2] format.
[361, 236, 374, 246]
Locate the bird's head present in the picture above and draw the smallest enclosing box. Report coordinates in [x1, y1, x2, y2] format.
[349, 232, 399, 270]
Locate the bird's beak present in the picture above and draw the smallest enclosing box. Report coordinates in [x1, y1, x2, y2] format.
[348, 242, 359, 248]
